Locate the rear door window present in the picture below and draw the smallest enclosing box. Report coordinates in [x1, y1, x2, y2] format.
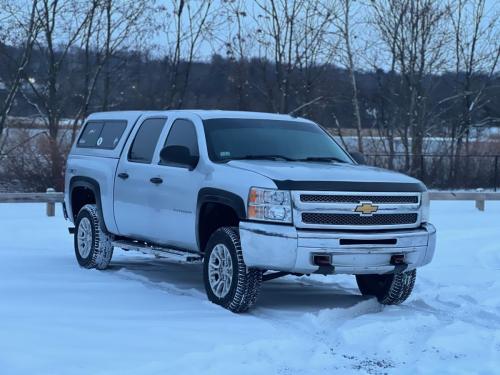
[77, 120, 127, 149]
[128, 118, 168, 163]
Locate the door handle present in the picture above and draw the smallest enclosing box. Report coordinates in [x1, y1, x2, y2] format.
[118, 172, 129, 180]
[150, 177, 163, 184]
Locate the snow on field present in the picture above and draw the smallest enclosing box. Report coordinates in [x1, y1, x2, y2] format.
[1, 202, 499, 375]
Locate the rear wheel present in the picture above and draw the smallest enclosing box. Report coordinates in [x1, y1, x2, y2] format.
[203, 227, 262, 313]
[74, 204, 113, 270]
[356, 269, 416, 305]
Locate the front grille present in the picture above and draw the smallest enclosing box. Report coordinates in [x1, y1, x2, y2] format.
[300, 194, 418, 204]
[301, 213, 418, 226]
[294, 190, 421, 229]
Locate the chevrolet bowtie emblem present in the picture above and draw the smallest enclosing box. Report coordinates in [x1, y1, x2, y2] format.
[354, 202, 379, 216]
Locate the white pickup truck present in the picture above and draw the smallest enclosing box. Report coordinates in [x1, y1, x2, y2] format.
[64, 110, 436, 312]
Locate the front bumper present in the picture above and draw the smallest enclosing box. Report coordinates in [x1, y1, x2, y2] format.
[239, 222, 436, 274]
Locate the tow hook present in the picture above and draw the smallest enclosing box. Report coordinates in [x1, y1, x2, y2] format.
[390, 254, 408, 274]
[312, 254, 335, 275]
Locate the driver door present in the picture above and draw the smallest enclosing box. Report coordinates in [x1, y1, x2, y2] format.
[146, 118, 205, 250]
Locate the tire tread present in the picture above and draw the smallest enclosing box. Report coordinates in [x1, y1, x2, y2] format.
[356, 269, 416, 305]
[205, 227, 262, 313]
[75, 204, 113, 270]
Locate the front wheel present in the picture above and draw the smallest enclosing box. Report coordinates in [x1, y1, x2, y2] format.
[356, 269, 416, 305]
[74, 204, 113, 270]
[203, 227, 262, 313]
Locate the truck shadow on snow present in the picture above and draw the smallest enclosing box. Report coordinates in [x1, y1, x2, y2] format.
[109, 257, 370, 312]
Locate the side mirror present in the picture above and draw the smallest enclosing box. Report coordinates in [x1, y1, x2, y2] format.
[159, 145, 199, 170]
[350, 151, 366, 165]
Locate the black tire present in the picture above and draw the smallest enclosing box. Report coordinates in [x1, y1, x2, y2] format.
[74, 204, 113, 270]
[203, 227, 262, 313]
[356, 269, 416, 305]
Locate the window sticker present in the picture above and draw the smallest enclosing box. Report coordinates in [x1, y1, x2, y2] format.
[220, 151, 231, 157]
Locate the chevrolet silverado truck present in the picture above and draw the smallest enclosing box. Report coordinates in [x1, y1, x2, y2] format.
[64, 110, 436, 313]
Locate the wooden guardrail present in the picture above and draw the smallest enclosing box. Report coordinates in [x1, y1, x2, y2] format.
[428, 191, 500, 211]
[0, 188, 64, 216]
[0, 190, 499, 216]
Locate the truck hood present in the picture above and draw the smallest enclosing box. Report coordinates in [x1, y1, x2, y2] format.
[227, 160, 426, 192]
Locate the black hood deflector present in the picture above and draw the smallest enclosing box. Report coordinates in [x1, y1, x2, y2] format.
[273, 180, 426, 192]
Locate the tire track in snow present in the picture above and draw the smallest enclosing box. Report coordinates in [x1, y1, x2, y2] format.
[112, 268, 207, 300]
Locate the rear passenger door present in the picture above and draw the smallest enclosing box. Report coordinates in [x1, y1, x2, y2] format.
[113, 117, 168, 240]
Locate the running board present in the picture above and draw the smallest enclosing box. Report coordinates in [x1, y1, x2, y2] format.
[111, 240, 202, 263]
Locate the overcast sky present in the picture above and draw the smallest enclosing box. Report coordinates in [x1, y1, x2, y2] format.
[2, 0, 499, 72]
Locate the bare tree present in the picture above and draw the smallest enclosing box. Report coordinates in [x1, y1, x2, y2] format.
[254, 0, 302, 113]
[335, 0, 364, 153]
[160, 0, 219, 109]
[294, 1, 337, 117]
[70, 0, 150, 140]
[254, 0, 336, 113]
[370, 0, 450, 175]
[223, 0, 251, 110]
[0, 0, 39, 152]
[21, 0, 94, 189]
[445, 0, 500, 182]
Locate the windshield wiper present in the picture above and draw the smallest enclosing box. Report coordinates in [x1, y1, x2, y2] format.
[227, 154, 297, 162]
[296, 156, 348, 163]
[222, 155, 348, 163]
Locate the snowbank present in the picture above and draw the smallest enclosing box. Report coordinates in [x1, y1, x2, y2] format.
[1, 201, 499, 374]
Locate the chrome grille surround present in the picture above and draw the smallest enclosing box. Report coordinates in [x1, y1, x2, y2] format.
[292, 191, 422, 230]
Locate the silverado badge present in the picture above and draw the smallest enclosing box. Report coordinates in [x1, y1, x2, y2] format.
[354, 202, 379, 216]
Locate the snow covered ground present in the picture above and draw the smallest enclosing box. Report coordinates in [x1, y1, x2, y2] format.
[1, 202, 499, 375]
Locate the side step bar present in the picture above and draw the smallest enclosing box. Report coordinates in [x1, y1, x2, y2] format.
[111, 240, 202, 264]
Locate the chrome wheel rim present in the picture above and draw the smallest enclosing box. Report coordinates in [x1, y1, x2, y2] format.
[77, 217, 93, 258]
[208, 244, 233, 298]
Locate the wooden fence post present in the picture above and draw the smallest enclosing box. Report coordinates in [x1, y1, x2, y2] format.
[46, 188, 56, 217]
[475, 188, 485, 211]
[475, 199, 485, 211]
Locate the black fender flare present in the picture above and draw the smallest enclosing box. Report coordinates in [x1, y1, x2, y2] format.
[69, 176, 108, 232]
[196, 187, 246, 250]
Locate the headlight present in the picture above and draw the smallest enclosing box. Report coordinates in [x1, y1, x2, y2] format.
[421, 191, 430, 222]
[247, 187, 292, 223]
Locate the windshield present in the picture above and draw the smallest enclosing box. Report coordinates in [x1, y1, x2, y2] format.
[203, 118, 352, 163]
